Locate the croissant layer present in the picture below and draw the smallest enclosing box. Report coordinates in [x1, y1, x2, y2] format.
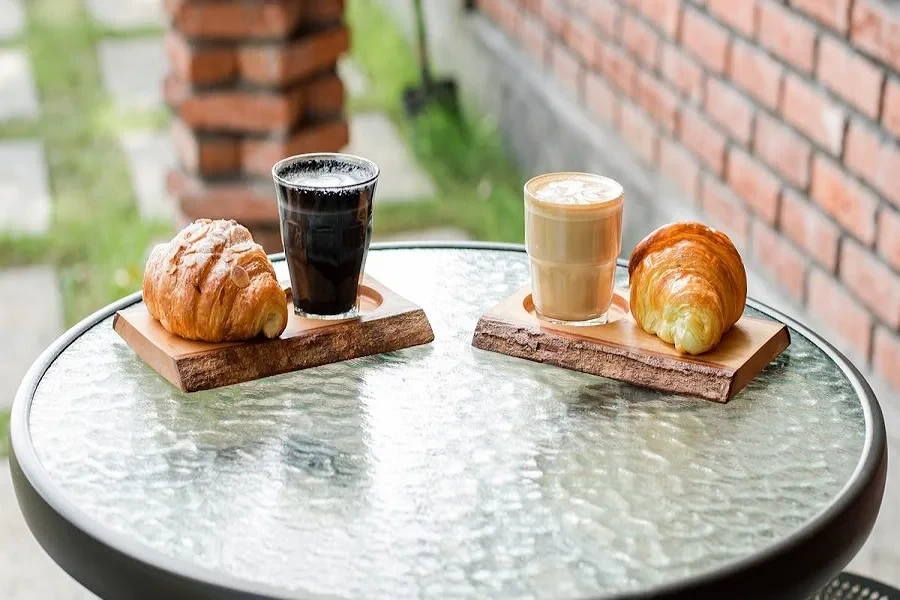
[143, 219, 288, 342]
[628, 222, 747, 354]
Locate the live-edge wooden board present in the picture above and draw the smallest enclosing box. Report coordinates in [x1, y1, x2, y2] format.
[114, 276, 434, 392]
[472, 288, 790, 403]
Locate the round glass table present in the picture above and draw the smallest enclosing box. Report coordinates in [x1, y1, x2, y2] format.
[10, 245, 887, 600]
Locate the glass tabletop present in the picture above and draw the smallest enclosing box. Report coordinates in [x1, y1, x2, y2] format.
[24, 247, 870, 599]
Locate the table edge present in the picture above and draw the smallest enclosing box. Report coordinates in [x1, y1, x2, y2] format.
[9, 242, 888, 600]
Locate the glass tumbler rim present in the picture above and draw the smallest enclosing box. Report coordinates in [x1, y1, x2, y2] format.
[271, 152, 380, 191]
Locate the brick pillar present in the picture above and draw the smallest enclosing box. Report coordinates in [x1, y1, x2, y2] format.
[162, 0, 350, 252]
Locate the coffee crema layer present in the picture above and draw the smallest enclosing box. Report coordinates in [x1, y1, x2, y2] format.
[274, 153, 377, 192]
[285, 171, 362, 188]
[527, 173, 623, 206]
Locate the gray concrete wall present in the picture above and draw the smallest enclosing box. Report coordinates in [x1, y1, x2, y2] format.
[378, 1, 900, 586]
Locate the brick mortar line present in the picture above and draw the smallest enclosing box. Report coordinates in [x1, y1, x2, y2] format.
[875, 61, 890, 125]
[171, 27, 346, 51]
[163, 72, 343, 96]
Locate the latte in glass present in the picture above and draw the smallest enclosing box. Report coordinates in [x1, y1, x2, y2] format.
[524, 172, 624, 326]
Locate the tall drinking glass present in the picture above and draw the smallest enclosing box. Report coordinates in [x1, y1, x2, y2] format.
[272, 153, 379, 320]
[524, 172, 624, 326]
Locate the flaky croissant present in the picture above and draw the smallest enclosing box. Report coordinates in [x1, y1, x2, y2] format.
[142, 219, 288, 342]
[628, 222, 747, 355]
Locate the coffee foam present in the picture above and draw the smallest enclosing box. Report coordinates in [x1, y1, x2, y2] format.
[277, 155, 376, 190]
[284, 171, 361, 188]
[530, 174, 623, 205]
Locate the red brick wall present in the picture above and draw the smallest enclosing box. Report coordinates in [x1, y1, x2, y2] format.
[477, 0, 900, 390]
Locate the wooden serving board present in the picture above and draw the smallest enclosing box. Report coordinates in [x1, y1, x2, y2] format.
[113, 276, 434, 392]
[472, 288, 790, 402]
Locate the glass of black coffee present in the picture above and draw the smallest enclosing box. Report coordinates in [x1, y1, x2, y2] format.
[272, 153, 379, 320]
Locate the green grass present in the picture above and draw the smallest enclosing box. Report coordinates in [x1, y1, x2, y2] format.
[0, 0, 172, 326]
[0, 409, 9, 458]
[346, 0, 526, 242]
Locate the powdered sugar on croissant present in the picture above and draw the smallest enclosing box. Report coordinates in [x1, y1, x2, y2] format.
[628, 222, 747, 355]
[143, 219, 288, 342]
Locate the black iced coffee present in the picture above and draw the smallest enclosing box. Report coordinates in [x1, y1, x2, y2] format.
[272, 153, 378, 319]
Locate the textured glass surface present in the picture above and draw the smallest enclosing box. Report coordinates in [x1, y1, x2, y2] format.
[28, 249, 866, 599]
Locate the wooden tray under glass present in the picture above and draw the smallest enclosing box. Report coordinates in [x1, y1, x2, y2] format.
[472, 288, 790, 402]
[113, 276, 434, 392]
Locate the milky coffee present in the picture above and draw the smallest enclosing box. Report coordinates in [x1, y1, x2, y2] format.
[524, 173, 624, 325]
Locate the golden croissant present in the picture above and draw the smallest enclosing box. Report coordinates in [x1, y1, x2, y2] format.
[628, 222, 747, 355]
[142, 219, 288, 342]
